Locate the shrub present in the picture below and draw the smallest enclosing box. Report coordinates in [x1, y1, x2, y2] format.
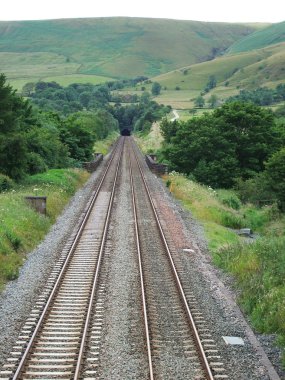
[0, 174, 14, 192]
[27, 152, 48, 175]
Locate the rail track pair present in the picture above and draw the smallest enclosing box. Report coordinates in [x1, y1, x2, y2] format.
[0, 137, 226, 379]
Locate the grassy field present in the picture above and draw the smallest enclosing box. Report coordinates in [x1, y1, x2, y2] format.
[0, 52, 113, 91]
[149, 41, 285, 108]
[0, 169, 90, 290]
[0, 17, 257, 86]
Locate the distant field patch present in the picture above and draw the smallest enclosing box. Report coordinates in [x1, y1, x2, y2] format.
[43, 74, 114, 87]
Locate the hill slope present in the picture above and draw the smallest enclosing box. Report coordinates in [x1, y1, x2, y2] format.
[0, 17, 256, 86]
[147, 41, 285, 109]
[228, 21, 285, 54]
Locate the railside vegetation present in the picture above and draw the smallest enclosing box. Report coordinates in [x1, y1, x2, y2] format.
[164, 172, 285, 366]
[137, 104, 285, 365]
[0, 169, 89, 290]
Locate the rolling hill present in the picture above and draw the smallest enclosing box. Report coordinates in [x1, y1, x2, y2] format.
[228, 21, 285, 54]
[147, 22, 285, 109]
[0, 17, 257, 89]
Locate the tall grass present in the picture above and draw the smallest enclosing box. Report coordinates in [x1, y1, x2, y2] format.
[93, 131, 119, 155]
[216, 238, 285, 354]
[0, 169, 89, 290]
[163, 171, 285, 365]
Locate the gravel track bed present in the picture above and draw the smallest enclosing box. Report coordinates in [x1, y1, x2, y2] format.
[97, 145, 149, 379]
[0, 156, 109, 369]
[133, 141, 282, 380]
[131, 146, 203, 379]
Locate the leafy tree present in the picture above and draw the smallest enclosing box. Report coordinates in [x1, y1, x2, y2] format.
[22, 82, 35, 96]
[151, 82, 162, 96]
[265, 147, 285, 210]
[208, 94, 218, 108]
[59, 114, 95, 163]
[204, 75, 217, 93]
[161, 102, 281, 188]
[194, 95, 205, 108]
[160, 118, 180, 143]
[162, 115, 239, 187]
[214, 102, 279, 177]
[79, 91, 92, 108]
[0, 74, 32, 179]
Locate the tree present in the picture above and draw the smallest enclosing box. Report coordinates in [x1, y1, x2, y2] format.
[21, 82, 35, 96]
[162, 115, 239, 187]
[194, 95, 205, 108]
[161, 102, 281, 188]
[208, 94, 218, 108]
[79, 91, 92, 108]
[214, 102, 279, 177]
[204, 75, 217, 92]
[151, 82, 161, 96]
[0, 74, 32, 179]
[265, 148, 285, 210]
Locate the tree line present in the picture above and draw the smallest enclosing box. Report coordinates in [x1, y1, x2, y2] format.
[0, 74, 170, 184]
[160, 101, 285, 209]
[227, 84, 285, 106]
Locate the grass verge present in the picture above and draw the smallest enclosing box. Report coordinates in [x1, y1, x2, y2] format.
[134, 123, 164, 154]
[93, 131, 120, 155]
[0, 168, 90, 290]
[164, 172, 285, 365]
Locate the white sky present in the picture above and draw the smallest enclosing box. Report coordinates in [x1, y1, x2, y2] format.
[0, 0, 284, 23]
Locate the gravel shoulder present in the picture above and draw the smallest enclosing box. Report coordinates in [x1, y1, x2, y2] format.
[0, 157, 109, 368]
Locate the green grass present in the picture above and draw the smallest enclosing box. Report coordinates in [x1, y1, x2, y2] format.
[228, 21, 285, 53]
[216, 237, 285, 362]
[0, 168, 90, 290]
[134, 123, 164, 154]
[93, 131, 120, 155]
[0, 17, 256, 84]
[162, 171, 285, 365]
[150, 41, 285, 108]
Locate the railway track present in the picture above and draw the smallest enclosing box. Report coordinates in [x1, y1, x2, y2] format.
[127, 139, 227, 379]
[0, 136, 227, 379]
[0, 138, 124, 380]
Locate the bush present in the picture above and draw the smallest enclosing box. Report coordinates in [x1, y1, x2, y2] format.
[27, 152, 48, 175]
[235, 174, 276, 205]
[0, 174, 14, 192]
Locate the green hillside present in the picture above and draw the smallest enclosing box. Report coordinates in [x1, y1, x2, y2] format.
[147, 41, 285, 109]
[228, 21, 285, 53]
[0, 17, 256, 89]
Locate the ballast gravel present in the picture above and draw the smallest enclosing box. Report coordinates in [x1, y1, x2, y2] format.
[0, 157, 109, 368]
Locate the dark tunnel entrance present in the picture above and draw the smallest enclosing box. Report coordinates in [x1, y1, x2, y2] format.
[121, 128, 131, 136]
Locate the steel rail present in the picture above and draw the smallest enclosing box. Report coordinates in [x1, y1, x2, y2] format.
[74, 137, 124, 379]
[130, 138, 215, 380]
[12, 137, 123, 380]
[128, 149, 154, 380]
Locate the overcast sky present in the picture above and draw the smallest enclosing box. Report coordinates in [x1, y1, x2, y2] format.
[0, 0, 284, 23]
